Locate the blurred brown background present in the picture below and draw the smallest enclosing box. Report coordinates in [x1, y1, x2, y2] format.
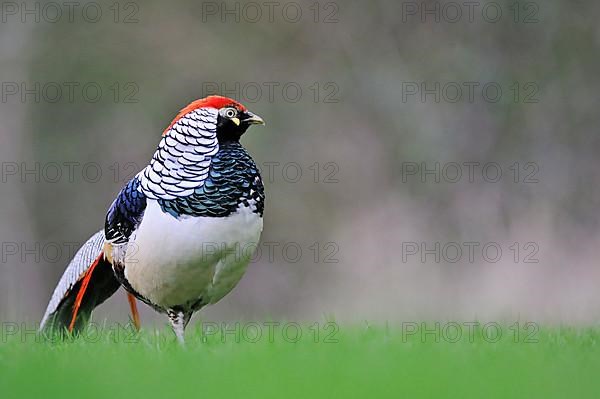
[1, 0, 599, 326]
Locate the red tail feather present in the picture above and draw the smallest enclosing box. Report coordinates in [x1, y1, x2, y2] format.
[68, 252, 103, 332]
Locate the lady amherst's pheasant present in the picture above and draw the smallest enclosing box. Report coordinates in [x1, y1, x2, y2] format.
[40, 96, 266, 343]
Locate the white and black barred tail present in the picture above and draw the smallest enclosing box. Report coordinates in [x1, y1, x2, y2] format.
[39, 230, 120, 333]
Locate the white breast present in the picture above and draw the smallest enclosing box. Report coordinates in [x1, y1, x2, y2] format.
[123, 200, 263, 309]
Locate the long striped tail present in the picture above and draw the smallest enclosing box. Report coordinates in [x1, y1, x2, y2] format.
[40, 230, 140, 334]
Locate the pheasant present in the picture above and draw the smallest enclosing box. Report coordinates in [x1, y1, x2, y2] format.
[40, 96, 266, 343]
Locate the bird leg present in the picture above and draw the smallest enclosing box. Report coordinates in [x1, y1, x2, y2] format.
[127, 292, 141, 331]
[167, 308, 192, 345]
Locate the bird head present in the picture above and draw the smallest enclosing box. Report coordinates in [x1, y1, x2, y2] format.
[139, 96, 264, 200]
[163, 95, 265, 143]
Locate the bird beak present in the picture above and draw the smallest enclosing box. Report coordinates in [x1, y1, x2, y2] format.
[242, 111, 265, 126]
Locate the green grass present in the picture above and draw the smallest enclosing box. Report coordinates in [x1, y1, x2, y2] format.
[1, 322, 600, 398]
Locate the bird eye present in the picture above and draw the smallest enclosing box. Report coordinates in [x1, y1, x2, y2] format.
[223, 108, 237, 118]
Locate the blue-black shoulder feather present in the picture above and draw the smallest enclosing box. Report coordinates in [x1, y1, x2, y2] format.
[105, 176, 147, 244]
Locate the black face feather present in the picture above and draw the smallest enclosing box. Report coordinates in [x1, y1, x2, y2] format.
[216, 111, 252, 142]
